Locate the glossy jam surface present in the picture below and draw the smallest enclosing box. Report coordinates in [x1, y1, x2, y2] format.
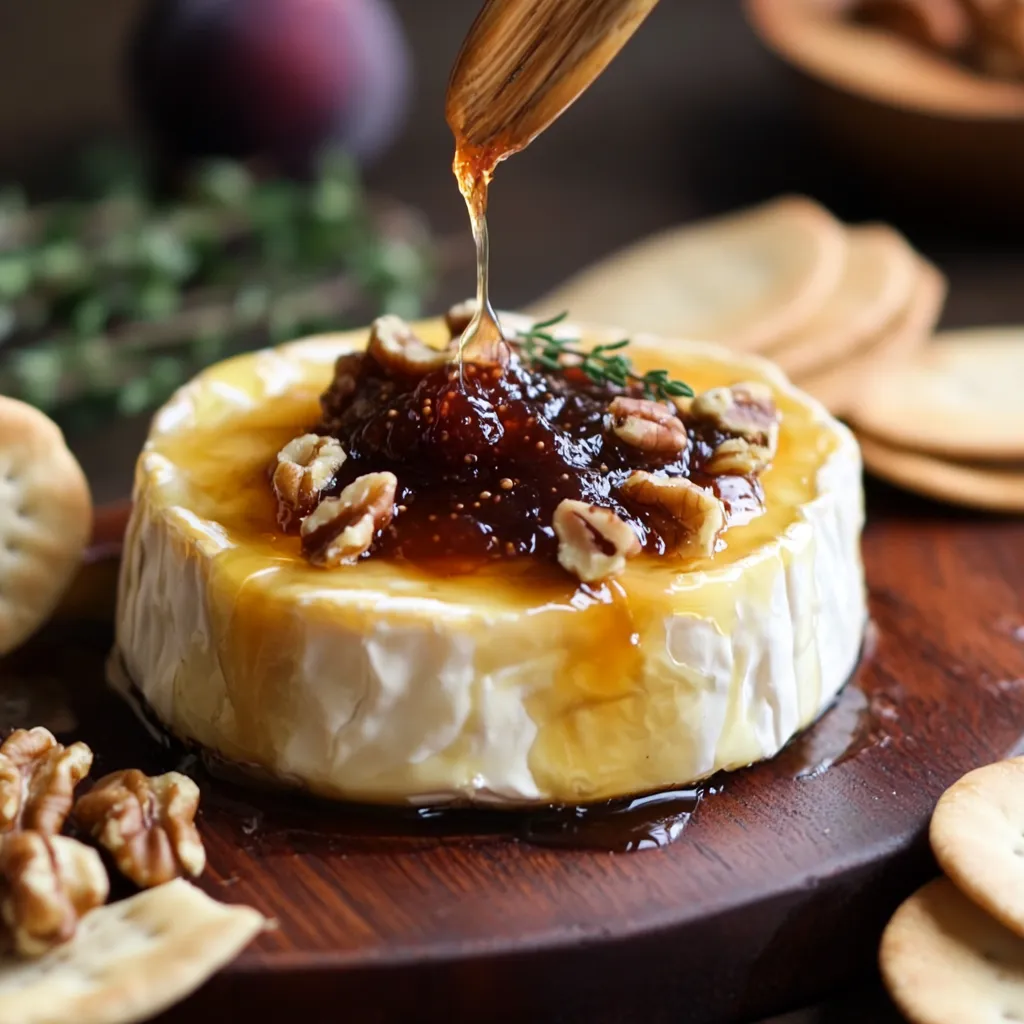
[314, 352, 762, 567]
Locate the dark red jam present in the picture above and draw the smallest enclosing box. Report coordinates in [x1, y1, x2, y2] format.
[307, 350, 764, 569]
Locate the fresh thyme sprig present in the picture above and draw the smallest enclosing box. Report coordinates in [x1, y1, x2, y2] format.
[0, 148, 436, 429]
[512, 312, 694, 402]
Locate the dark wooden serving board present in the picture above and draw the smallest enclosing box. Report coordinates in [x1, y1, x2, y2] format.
[4, 492, 1023, 1024]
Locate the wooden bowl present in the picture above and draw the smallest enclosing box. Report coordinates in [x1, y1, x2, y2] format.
[745, 0, 1024, 223]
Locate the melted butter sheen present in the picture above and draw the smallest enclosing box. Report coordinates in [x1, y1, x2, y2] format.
[126, 323, 860, 805]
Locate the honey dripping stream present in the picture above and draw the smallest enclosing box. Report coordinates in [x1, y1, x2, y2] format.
[453, 141, 512, 370]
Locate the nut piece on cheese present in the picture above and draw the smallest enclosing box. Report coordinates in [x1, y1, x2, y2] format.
[608, 397, 689, 456]
[552, 500, 641, 583]
[621, 472, 726, 558]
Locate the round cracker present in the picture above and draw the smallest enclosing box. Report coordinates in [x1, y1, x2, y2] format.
[858, 434, 1024, 511]
[0, 397, 91, 656]
[529, 195, 847, 352]
[798, 259, 936, 412]
[849, 327, 1024, 460]
[768, 223, 918, 378]
[931, 758, 1024, 941]
[800, 258, 946, 416]
[881, 876, 1024, 1024]
[0, 879, 267, 1024]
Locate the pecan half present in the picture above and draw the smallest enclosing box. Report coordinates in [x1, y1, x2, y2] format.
[704, 437, 773, 477]
[691, 382, 780, 454]
[0, 728, 92, 836]
[300, 471, 397, 567]
[368, 315, 454, 376]
[272, 434, 347, 523]
[0, 832, 108, 957]
[608, 397, 689, 456]
[621, 472, 726, 557]
[73, 770, 205, 890]
[552, 500, 641, 583]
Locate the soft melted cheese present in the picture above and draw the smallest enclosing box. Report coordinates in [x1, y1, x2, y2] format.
[113, 319, 866, 805]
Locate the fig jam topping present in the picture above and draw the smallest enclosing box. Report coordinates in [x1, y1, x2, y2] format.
[275, 317, 777, 576]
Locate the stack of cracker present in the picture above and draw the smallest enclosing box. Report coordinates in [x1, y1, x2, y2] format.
[882, 759, 1024, 1023]
[533, 195, 1024, 512]
[847, 329, 1024, 512]
[531, 195, 946, 421]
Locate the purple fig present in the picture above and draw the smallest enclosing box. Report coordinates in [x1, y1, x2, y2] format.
[129, 0, 411, 170]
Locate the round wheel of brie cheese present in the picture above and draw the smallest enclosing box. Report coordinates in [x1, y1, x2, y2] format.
[114, 314, 866, 806]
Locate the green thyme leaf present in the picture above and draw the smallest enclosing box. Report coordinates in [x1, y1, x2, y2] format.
[512, 314, 693, 401]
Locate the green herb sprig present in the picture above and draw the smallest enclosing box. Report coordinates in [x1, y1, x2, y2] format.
[0, 148, 437, 430]
[513, 312, 694, 402]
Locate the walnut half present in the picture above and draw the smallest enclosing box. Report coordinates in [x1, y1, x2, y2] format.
[691, 382, 779, 449]
[272, 433, 347, 524]
[73, 770, 205, 890]
[0, 728, 92, 837]
[300, 471, 397, 567]
[608, 397, 689, 456]
[621, 471, 726, 557]
[0, 832, 108, 957]
[690, 382, 780, 477]
[368, 315, 454, 376]
[552, 500, 641, 583]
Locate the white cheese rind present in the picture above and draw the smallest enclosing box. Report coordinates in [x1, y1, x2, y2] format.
[114, 328, 866, 805]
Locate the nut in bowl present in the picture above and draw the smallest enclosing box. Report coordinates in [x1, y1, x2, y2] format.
[111, 309, 866, 808]
[745, 0, 1024, 222]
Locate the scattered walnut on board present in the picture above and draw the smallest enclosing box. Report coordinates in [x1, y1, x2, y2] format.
[73, 770, 205, 890]
[0, 728, 92, 836]
[0, 832, 108, 957]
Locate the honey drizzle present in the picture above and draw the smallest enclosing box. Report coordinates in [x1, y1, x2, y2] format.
[451, 137, 513, 368]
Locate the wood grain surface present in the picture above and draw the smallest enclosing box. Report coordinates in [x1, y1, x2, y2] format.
[0, 491, 1018, 1024]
